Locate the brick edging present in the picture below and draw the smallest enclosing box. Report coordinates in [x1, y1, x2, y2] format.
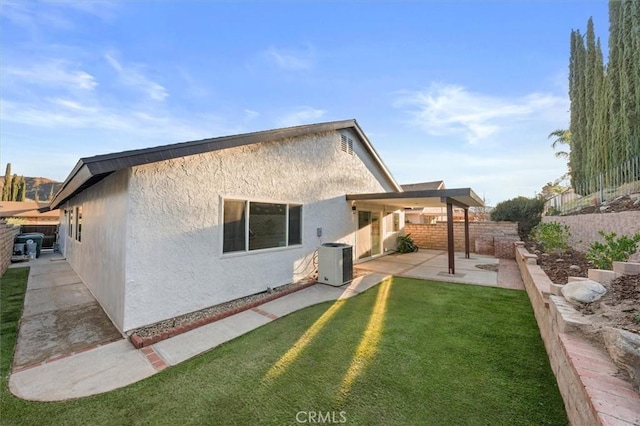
[130, 281, 316, 349]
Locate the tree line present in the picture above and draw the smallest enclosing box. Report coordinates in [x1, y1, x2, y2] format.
[567, 0, 639, 194]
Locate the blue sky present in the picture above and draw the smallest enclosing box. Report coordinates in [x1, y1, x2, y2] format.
[1, 0, 609, 204]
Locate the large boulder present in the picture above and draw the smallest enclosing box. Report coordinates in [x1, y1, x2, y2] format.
[602, 327, 640, 391]
[561, 279, 607, 304]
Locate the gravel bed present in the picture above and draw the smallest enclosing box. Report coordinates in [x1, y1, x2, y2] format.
[132, 279, 315, 338]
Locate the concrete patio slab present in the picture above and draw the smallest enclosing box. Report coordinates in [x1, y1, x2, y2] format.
[355, 250, 500, 287]
[13, 301, 122, 369]
[355, 259, 414, 275]
[154, 310, 273, 366]
[22, 283, 96, 317]
[11, 253, 123, 371]
[28, 269, 83, 290]
[9, 340, 155, 402]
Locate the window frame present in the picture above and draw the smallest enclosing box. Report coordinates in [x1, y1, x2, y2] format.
[75, 206, 83, 242]
[68, 208, 74, 238]
[221, 198, 303, 256]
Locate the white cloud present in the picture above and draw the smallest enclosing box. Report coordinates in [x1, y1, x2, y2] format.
[277, 107, 326, 127]
[2, 60, 97, 91]
[264, 45, 314, 71]
[0, 0, 118, 32]
[105, 52, 168, 101]
[394, 83, 567, 144]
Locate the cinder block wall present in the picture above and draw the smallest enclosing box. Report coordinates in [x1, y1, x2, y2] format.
[542, 211, 640, 259]
[404, 221, 518, 256]
[0, 221, 20, 276]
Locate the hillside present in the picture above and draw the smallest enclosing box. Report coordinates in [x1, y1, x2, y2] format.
[0, 176, 63, 202]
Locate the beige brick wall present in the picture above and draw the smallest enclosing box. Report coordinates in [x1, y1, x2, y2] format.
[404, 221, 518, 258]
[0, 220, 20, 276]
[542, 211, 640, 259]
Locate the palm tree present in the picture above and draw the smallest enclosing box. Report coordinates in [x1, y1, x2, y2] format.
[548, 129, 571, 159]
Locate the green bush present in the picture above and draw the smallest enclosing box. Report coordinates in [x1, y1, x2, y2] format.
[396, 234, 419, 253]
[490, 196, 546, 239]
[530, 222, 570, 254]
[585, 231, 640, 270]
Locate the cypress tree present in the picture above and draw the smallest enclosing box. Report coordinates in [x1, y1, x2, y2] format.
[633, 0, 640, 158]
[2, 163, 11, 201]
[608, 0, 623, 165]
[594, 38, 610, 175]
[569, 30, 588, 191]
[618, 0, 634, 160]
[585, 18, 597, 179]
[10, 174, 19, 201]
[16, 176, 26, 201]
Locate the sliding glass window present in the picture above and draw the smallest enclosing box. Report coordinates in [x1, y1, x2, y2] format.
[223, 200, 302, 254]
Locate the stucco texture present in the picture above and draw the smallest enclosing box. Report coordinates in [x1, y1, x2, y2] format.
[61, 170, 129, 330]
[121, 130, 394, 330]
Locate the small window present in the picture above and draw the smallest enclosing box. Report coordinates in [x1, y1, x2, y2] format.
[288, 204, 302, 245]
[223, 200, 246, 253]
[393, 213, 400, 232]
[68, 209, 74, 238]
[75, 206, 83, 242]
[249, 202, 287, 250]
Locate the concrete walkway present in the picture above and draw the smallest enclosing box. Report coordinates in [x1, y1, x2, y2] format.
[9, 249, 522, 402]
[8, 255, 390, 401]
[10, 254, 122, 371]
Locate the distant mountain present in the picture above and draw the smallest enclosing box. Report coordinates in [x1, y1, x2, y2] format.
[0, 176, 63, 202]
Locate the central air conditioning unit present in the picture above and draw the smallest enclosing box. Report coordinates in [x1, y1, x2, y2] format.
[317, 243, 353, 286]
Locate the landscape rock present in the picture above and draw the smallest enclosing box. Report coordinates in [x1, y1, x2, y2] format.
[601, 327, 640, 390]
[561, 279, 607, 304]
[570, 265, 581, 271]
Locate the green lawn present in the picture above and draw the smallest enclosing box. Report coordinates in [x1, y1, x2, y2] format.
[1, 268, 567, 425]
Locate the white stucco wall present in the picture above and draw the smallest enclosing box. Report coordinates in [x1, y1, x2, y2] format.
[62, 170, 129, 331]
[122, 130, 392, 330]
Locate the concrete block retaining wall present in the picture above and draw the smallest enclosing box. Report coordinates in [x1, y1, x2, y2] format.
[404, 222, 518, 258]
[542, 211, 640, 260]
[0, 221, 19, 277]
[515, 242, 640, 425]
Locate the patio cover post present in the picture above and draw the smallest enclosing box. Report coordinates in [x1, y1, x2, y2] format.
[446, 201, 455, 274]
[464, 208, 470, 259]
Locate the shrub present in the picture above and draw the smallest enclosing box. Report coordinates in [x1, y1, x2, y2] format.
[396, 234, 419, 253]
[530, 222, 570, 254]
[585, 231, 640, 270]
[490, 196, 545, 239]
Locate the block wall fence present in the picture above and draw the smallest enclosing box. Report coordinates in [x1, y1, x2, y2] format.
[0, 221, 20, 276]
[542, 211, 640, 260]
[404, 221, 519, 258]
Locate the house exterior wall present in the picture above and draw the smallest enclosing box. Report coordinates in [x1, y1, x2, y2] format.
[61, 170, 129, 331]
[122, 130, 393, 331]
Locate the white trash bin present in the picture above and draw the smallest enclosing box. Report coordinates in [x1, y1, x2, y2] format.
[26, 240, 37, 259]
